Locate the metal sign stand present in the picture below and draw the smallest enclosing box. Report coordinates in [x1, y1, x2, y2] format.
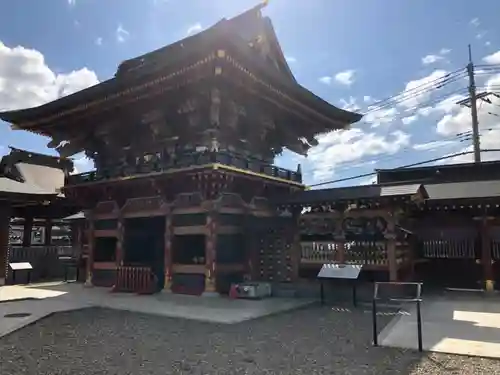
[317, 264, 362, 307]
[372, 281, 423, 352]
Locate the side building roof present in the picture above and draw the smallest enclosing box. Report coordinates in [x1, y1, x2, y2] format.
[0, 148, 69, 200]
[273, 183, 427, 207]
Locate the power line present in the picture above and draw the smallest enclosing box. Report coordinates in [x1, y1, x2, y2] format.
[306, 133, 472, 186]
[363, 69, 467, 114]
[309, 151, 474, 187]
[327, 133, 471, 174]
[359, 87, 469, 126]
[307, 55, 500, 189]
[309, 149, 500, 188]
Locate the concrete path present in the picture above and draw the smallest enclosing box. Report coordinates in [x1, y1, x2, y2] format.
[0, 282, 313, 338]
[379, 292, 500, 358]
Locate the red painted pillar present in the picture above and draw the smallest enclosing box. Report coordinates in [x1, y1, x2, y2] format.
[85, 211, 94, 287]
[116, 216, 124, 267]
[204, 209, 218, 294]
[0, 202, 11, 285]
[164, 211, 173, 291]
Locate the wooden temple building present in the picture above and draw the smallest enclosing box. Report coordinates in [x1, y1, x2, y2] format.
[0, 4, 361, 295]
[1, 3, 500, 294]
[0, 147, 79, 285]
[280, 160, 500, 292]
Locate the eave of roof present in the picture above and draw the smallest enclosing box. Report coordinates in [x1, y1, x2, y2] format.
[274, 183, 426, 206]
[424, 180, 500, 201]
[0, 177, 58, 197]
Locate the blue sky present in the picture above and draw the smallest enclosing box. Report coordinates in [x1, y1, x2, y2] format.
[2, 0, 500, 186]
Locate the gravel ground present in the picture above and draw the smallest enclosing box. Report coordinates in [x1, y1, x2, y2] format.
[0, 306, 499, 375]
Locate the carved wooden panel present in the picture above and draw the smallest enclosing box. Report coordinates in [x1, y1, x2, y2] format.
[342, 216, 388, 240]
[299, 216, 338, 235]
[214, 193, 246, 209]
[121, 196, 168, 217]
[172, 192, 203, 208]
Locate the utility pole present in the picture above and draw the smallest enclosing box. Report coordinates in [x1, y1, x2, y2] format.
[467, 44, 482, 163]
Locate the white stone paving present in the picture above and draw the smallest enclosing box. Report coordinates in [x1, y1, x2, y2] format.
[379, 292, 500, 358]
[0, 282, 313, 338]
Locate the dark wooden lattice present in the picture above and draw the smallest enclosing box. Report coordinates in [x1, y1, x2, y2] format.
[250, 216, 295, 282]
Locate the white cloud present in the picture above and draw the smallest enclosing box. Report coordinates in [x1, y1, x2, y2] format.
[486, 41, 492, 47]
[483, 51, 500, 65]
[359, 175, 377, 186]
[306, 129, 410, 181]
[413, 140, 456, 151]
[116, 24, 129, 43]
[433, 72, 500, 163]
[319, 70, 356, 86]
[363, 95, 374, 103]
[319, 76, 332, 85]
[338, 96, 360, 112]
[71, 153, 94, 174]
[399, 70, 448, 108]
[401, 115, 418, 125]
[422, 54, 444, 65]
[68, 0, 76, 6]
[476, 31, 487, 40]
[470, 18, 480, 27]
[285, 56, 296, 63]
[335, 69, 356, 86]
[0, 40, 99, 111]
[186, 23, 203, 36]
[95, 37, 103, 46]
[422, 48, 450, 65]
[364, 107, 399, 128]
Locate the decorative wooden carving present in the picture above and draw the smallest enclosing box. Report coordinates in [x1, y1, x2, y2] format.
[250, 197, 270, 210]
[121, 196, 168, 216]
[172, 192, 203, 208]
[300, 216, 337, 235]
[94, 201, 119, 218]
[210, 88, 221, 127]
[342, 216, 388, 239]
[214, 193, 246, 209]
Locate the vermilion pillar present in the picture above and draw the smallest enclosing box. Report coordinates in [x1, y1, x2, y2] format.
[85, 213, 94, 286]
[0, 202, 11, 285]
[204, 210, 218, 294]
[164, 211, 173, 291]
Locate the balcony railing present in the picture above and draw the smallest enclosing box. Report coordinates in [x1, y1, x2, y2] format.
[67, 150, 302, 185]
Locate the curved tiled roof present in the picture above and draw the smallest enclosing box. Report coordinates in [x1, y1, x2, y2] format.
[0, 4, 362, 137]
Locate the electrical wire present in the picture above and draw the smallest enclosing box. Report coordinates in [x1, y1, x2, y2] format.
[306, 63, 500, 188]
[302, 132, 471, 186]
[363, 68, 467, 114]
[309, 149, 500, 188]
[359, 87, 469, 126]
